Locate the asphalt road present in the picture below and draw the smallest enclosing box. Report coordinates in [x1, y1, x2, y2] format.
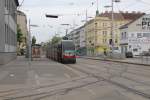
[0, 57, 150, 100]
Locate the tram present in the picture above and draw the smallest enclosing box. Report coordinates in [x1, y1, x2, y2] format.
[46, 40, 76, 64]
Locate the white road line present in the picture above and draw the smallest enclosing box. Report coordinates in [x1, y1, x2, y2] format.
[35, 74, 40, 85]
[63, 65, 86, 77]
[85, 87, 96, 96]
[64, 73, 71, 79]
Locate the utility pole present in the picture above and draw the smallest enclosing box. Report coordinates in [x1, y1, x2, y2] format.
[86, 9, 88, 22]
[105, 0, 120, 54]
[28, 19, 31, 65]
[111, 0, 114, 53]
[27, 19, 39, 64]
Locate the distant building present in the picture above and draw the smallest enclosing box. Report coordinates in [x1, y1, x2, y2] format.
[68, 28, 80, 50]
[67, 26, 86, 55]
[17, 10, 28, 52]
[0, 0, 19, 64]
[85, 11, 145, 56]
[120, 14, 150, 56]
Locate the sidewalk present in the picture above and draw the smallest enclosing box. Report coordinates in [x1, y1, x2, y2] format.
[0, 56, 80, 92]
[80, 56, 150, 66]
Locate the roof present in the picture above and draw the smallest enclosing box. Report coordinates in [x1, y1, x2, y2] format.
[15, 0, 19, 6]
[99, 11, 145, 21]
[120, 14, 146, 29]
[17, 10, 26, 16]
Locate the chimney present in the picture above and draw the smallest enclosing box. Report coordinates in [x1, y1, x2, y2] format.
[137, 11, 141, 14]
[109, 11, 112, 13]
[105, 11, 108, 14]
[125, 11, 128, 14]
[132, 11, 136, 14]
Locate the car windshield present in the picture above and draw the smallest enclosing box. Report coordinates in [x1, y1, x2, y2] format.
[0, 0, 150, 100]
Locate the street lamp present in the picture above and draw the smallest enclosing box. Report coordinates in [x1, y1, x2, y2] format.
[104, 0, 120, 54]
[45, 14, 59, 18]
[61, 24, 71, 36]
[28, 19, 39, 63]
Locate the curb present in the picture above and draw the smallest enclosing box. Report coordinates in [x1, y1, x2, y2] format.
[79, 56, 150, 66]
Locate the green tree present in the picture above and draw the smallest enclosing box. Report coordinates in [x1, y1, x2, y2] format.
[51, 36, 62, 44]
[32, 36, 36, 45]
[17, 25, 23, 45]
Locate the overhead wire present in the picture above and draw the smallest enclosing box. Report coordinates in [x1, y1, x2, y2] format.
[18, 0, 25, 10]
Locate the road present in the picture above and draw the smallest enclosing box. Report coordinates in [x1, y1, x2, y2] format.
[0, 57, 150, 100]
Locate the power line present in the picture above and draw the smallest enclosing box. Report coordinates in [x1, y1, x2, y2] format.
[136, 0, 150, 6]
[18, 0, 25, 9]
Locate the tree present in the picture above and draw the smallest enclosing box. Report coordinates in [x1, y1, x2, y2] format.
[17, 25, 23, 45]
[32, 36, 36, 45]
[51, 36, 62, 45]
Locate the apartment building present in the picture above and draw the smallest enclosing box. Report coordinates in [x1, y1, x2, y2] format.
[67, 26, 86, 55]
[120, 14, 150, 56]
[85, 11, 145, 56]
[17, 10, 28, 51]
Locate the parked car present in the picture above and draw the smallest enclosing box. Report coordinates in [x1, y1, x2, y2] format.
[125, 52, 133, 58]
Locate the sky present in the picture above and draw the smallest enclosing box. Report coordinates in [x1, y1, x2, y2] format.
[18, 0, 150, 43]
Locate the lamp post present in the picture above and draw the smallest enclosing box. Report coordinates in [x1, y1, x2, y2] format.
[28, 19, 39, 63]
[61, 24, 71, 36]
[104, 0, 120, 54]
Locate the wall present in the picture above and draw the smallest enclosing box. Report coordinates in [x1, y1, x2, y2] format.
[0, 0, 17, 65]
[120, 14, 150, 56]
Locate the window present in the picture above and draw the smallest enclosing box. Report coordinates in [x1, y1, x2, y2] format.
[103, 31, 107, 37]
[131, 33, 134, 37]
[133, 48, 138, 52]
[137, 33, 142, 38]
[5, 0, 7, 8]
[121, 32, 124, 39]
[143, 33, 150, 37]
[114, 47, 119, 50]
[121, 32, 127, 39]
[115, 39, 118, 43]
[5, 24, 7, 44]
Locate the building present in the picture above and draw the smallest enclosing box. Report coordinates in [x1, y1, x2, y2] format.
[17, 10, 28, 52]
[0, 0, 19, 64]
[85, 17, 111, 56]
[85, 11, 145, 56]
[79, 25, 86, 56]
[120, 14, 150, 56]
[68, 29, 80, 49]
[67, 26, 86, 55]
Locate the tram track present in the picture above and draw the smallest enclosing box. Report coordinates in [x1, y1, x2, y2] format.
[66, 63, 150, 99]
[1, 58, 150, 100]
[76, 60, 150, 86]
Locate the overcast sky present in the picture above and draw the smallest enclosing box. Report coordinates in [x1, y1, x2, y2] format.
[18, 0, 150, 43]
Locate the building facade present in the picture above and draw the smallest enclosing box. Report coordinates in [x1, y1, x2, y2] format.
[17, 10, 28, 52]
[79, 25, 86, 56]
[85, 11, 145, 56]
[120, 14, 150, 56]
[85, 17, 112, 56]
[67, 26, 86, 55]
[0, 0, 19, 64]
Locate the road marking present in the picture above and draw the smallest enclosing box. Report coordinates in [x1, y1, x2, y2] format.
[84, 87, 96, 96]
[35, 74, 40, 85]
[87, 88, 96, 96]
[64, 73, 71, 79]
[10, 74, 15, 77]
[63, 65, 86, 77]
